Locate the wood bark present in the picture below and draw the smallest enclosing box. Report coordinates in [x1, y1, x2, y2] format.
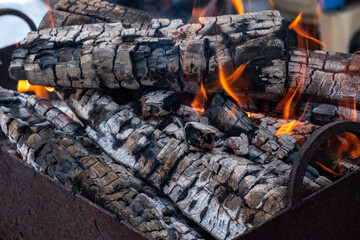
[287, 49, 360, 110]
[57, 88, 327, 240]
[10, 10, 289, 101]
[39, 0, 157, 29]
[0, 87, 204, 240]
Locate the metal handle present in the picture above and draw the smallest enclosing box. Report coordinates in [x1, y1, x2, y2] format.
[0, 8, 37, 31]
[288, 121, 360, 209]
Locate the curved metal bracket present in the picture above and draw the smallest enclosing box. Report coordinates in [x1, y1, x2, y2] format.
[0, 8, 37, 31]
[288, 121, 360, 209]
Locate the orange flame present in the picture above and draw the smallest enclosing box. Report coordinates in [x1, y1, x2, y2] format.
[189, 0, 217, 23]
[219, 64, 247, 107]
[232, 0, 245, 15]
[17, 80, 54, 100]
[275, 120, 297, 137]
[315, 132, 360, 178]
[247, 112, 252, 118]
[275, 12, 324, 136]
[44, 0, 55, 28]
[289, 12, 326, 47]
[191, 80, 207, 113]
[275, 100, 310, 137]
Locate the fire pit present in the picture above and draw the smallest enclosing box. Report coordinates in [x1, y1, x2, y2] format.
[1, 0, 360, 239]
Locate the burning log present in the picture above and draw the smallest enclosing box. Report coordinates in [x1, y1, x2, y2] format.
[0, 87, 204, 240]
[287, 49, 360, 111]
[39, 0, 157, 29]
[56, 88, 326, 239]
[9, 10, 288, 99]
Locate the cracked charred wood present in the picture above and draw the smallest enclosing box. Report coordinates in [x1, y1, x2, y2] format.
[249, 111, 319, 146]
[0, 88, 204, 240]
[287, 49, 360, 108]
[184, 122, 216, 151]
[39, 0, 157, 29]
[141, 90, 180, 117]
[208, 94, 258, 135]
[58, 88, 326, 240]
[10, 10, 289, 101]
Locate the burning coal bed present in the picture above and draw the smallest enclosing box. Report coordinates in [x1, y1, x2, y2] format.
[1, 0, 360, 239]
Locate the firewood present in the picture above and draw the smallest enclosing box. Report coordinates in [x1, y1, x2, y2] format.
[0, 87, 204, 240]
[10, 10, 288, 101]
[184, 122, 216, 151]
[141, 90, 179, 117]
[57, 88, 327, 240]
[39, 0, 157, 29]
[288, 49, 360, 111]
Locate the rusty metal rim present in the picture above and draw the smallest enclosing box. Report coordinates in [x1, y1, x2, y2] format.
[288, 120, 360, 209]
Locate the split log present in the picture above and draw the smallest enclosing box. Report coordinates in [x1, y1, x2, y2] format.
[10, 10, 289, 100]
[0, 87, 204, 240]
[39, 0, 157, 29]
[57, 89, 326, 240]
[287, 49, 360, 109]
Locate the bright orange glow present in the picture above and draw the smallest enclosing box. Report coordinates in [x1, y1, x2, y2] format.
[315, 161, 340, 178]
[275, 120, 297, 137]
[191, 80, 207, 113]
[316, 132, 360, 178]
[275, 100, 310, 137]
[247, 112, 251, 118]
[232, 0, 245, 15]
[289, 12, 326, 47]
[17, 80, 53, 100]
[228, 105, 236, 117]
[45, 87, 55, 92]
[44, 0, 55, 28]
[219, 64, 247, 106]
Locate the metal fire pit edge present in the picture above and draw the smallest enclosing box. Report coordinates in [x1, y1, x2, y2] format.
[0, 148, 148, 240]
[1, 119, 360, 240]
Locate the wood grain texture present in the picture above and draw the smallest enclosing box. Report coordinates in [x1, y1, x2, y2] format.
[0, 87, 203, 240]
[57, 89, 326, 239]
[10, 10, 288, 102]
[39, 0, 157, 29]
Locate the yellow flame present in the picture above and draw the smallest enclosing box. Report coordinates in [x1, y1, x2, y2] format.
[275, 120, 297, 137]
[17, 80, 53, 100]
[232, 0, 245, 14]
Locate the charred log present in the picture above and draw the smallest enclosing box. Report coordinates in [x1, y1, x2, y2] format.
[286, 49, 360, 109]
[0, 87, 203, 240]
[39, 0, 157, 29]
[10, 10, 289, 101]
[141, 90, 179, 117]
[57, 89, 326, 239]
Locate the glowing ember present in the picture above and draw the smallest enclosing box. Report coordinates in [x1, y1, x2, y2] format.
[289, 12, 326, 47]
[232, 0, 245, 15]
[247, 112, 251, 118]
[17, 80, 53, 100]
[228, 105, 236, 117]
[276, 120, 297, 137]
[314, 132, 360, 178]
[191, 80, 207, 113]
